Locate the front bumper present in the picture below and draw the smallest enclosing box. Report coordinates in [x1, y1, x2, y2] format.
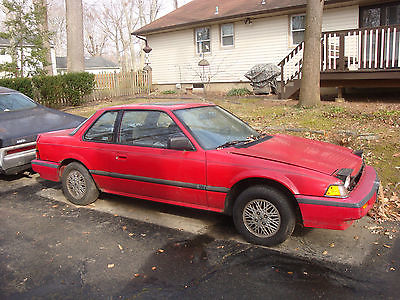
[296, 165, 379, 230]
[0, 142, 36, 175]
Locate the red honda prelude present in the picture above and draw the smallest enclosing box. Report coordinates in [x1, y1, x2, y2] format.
[32, 103, 379, 246]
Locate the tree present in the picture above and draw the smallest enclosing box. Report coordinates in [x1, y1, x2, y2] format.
[47, 0, 67, 57]
[0, 0, 52, 77]
[172, 0, 178, 10]
[65, 0, 84, 72]
[298, 0, 325, 107]
[83, 8, 108, 57]
[34, 0, 53, 75]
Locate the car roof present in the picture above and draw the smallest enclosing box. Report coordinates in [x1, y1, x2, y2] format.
[101, 102, 215, 112]
[0, 86, 18, 94]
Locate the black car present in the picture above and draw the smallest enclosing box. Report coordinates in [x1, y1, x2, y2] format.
[0, 87, 85, 175]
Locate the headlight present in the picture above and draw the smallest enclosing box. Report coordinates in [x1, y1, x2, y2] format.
[343, 175, 351, 189]
[325, 184, 349, 198]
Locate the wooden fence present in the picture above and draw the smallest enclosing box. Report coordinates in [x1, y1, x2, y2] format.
[90, 70, 151, 100]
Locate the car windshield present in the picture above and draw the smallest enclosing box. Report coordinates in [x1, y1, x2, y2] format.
[174, 105, 260, 150]
[0, 93, 37, 112]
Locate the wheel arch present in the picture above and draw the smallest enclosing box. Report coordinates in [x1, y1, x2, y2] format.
[224, 177, 303, 225]
[58, 159, 97, 190]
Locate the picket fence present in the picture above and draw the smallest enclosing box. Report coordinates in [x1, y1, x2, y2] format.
[90, 70, 151, 100]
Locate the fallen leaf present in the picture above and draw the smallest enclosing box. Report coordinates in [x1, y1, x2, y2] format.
[52, 205, 58, 208]
[134, 273, 140, 277]
[393, 153, 400, 157]
[354, 236, 359, 240]
[329, 243, 335, 248]
[118, 244, 123, 250]
[152, 266, 157, 271]
[122, 226, 127, 231]
[390, 267, 396, 271]
[128, 233, 134, 236]
[158, 249, 165, 253]
[107, 264, 114, 269]
[383, 244, 391, 248]
[322, 250, 328, 255]
[217, 245, 224, 249]
[287, 271, 293, 275]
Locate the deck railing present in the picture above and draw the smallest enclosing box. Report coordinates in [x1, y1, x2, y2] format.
[321, 25, 400, 72]
[278, 25, 400, 97]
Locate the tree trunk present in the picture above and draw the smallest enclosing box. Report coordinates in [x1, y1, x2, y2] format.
[173, 0, 178, 9]
[298, 0, 325, 107]
[65, 0, 85, 72]
[34, 0, 53, 75]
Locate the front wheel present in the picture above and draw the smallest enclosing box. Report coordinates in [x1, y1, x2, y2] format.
[61, 162, 99, 205]
[233, 185, 295, 246]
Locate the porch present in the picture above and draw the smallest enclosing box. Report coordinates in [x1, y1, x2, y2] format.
[279, 25, 400, 99]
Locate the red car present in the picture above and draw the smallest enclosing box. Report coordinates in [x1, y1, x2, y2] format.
[32, 103, 379, 246]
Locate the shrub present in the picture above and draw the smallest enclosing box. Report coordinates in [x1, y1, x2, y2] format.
[227, 88, 252, 96]
[62, 72, 95, 106]
[0, 77, 34, 98]
[161, 90, 177, 94]
[32, 75, 63, 107]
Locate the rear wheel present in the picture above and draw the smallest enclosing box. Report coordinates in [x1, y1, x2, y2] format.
[233, 185, 295, 246]
[61, 162, 99, 205]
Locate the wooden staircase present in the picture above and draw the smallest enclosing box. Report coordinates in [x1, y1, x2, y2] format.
[278, 42, 304, 99]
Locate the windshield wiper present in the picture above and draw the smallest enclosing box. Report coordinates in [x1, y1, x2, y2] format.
[216, 139, 252, 149]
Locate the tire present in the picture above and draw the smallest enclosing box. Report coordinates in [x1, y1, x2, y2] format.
[233, 185, 296, 246]
[61, 162, 99, 206]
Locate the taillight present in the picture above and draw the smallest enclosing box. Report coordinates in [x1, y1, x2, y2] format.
[36, 145, 40, 159]
[6, 145, 36, 155]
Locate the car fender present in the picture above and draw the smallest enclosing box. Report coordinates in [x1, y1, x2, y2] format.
[228, 169, 299, 195]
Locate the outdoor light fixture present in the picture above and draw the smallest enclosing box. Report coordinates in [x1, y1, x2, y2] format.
[244, 18, 253, 25]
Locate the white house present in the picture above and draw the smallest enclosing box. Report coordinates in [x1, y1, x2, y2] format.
[0, 38, 57, 77]
[56, 56, 120, 75]
[133, 0, 400, 96]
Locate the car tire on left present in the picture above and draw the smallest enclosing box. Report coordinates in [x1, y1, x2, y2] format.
[61, 162, 99, 205]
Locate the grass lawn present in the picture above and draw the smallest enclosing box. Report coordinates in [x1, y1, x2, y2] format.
[64, 96, 400, 222]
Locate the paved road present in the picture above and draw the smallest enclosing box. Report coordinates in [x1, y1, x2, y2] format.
[1, 174, 399, 299]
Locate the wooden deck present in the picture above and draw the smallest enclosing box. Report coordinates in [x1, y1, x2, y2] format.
[279, 25, 400, 99]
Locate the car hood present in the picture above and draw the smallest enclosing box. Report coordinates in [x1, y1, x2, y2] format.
[231, 134, 362, 176]
[0, 106, 85, 148]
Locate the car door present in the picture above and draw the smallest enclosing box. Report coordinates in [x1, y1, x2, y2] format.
[79, 110, 122, 189]
[106, 109, 207, 207]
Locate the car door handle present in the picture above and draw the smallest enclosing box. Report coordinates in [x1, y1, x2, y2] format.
[116, 154, 127, 160]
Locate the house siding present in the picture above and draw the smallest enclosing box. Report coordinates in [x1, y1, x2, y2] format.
[147, 5, 359, 88]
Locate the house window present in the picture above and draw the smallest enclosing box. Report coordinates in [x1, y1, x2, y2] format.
[221, 23, 234, 47]
[360, 3, 400, 28]
[291, 14, 305, 45]
[195, 27, 211, 54]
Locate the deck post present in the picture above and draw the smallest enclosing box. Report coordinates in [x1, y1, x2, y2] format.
[335, 87, 345, 102]
[339, 33, 345, 71]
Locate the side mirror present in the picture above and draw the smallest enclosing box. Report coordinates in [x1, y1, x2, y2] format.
[168, 136, 195, 151]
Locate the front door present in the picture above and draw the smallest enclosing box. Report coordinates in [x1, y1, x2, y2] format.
[109, 109, 207, 207]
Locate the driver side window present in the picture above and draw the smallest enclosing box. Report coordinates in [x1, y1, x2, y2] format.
[118, 110, 184, 148]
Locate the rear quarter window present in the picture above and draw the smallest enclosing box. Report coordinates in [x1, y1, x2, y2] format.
[84, 111, 118, 143]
